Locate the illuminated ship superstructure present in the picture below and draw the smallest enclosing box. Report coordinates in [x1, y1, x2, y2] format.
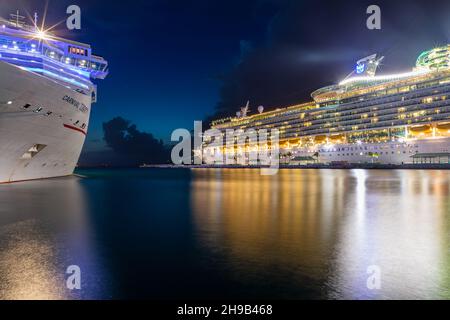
[210, 46, 450, 165]
[0, 13, 108, 183]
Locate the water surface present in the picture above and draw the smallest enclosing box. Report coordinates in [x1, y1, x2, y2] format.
[0, 168, 449, 299]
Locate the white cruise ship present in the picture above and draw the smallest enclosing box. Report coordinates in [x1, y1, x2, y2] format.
[211, 49, 450, 165]
[0, 13, 108, 183]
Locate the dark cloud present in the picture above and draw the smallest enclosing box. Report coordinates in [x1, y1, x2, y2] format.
[101, 117, 170, 166]
[209, 0, 450, 122]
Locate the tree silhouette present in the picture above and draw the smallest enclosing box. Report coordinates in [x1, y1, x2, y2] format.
[103, 117, 170, 165]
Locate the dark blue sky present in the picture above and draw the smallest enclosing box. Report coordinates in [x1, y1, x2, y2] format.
[3, 0, 271, 150]
[3, 0, 450, 158]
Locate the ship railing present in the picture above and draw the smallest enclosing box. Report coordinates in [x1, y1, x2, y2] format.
[0, 43, 108, 78]
[299, 113, 450, 137]
[218, 101, 450, 135]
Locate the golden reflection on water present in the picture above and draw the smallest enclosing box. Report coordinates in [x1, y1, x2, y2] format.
[191, 169, 450, 299]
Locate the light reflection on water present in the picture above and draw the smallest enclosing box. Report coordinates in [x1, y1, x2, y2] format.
[0, 177, 106, 300]
[191, 169, 450, 299]
[0, 169, 449, 299]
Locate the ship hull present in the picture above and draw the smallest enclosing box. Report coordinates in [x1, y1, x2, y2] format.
[0, 61, 91, 183]
[290, 138, 450, 165]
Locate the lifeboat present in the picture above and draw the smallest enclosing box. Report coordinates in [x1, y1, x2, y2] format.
[278, 140, 289, 149]
[409, 125, 432, 135]
[329, 134, 344, 142]
[437, 122, 450, 130]
[314, 135, 327, 144]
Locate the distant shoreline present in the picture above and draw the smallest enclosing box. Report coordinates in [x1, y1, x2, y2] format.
[78, 164, 450, 170]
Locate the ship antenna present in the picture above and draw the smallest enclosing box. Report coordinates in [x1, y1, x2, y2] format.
[10, 10, 25, 27]
[34, 12, 38, 30]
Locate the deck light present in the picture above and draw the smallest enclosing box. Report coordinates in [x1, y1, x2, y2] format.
[36, 30, 48, 40]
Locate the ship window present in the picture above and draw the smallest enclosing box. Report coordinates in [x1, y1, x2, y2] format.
[23, 104, 31, 109]
[69, 46, 88, 56]
[34, 107, 43, 113]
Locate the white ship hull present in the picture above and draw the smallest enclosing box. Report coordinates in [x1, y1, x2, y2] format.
[0, 61, 91, 183]
[290, 138, 450, 165]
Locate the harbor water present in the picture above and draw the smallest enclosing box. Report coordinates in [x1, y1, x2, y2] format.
[0, 168, 449, 299]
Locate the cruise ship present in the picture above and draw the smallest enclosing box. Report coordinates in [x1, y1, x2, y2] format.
[0, 13, 108, 183]
[210, 47, 450, 165]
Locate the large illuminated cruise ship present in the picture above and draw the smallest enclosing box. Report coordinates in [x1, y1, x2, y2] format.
[211, 47, 450, 165]
[0, 13, 108, 183]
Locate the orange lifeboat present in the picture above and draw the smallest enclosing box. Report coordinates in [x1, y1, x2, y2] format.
[329, 134, 344, 143]
[409, 125, 432, 135]
[314, 135, 327, 144]
[437, 122, 450, 130]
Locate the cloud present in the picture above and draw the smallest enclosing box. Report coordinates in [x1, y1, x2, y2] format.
[101, 117, 170, 166]
[209, 0, 450, 121]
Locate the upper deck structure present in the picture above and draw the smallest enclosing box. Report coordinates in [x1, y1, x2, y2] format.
[0, 13, 108, 99]
[212, 46, 450, 148]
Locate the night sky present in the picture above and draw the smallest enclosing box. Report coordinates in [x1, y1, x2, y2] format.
[2, 0, 450, 164]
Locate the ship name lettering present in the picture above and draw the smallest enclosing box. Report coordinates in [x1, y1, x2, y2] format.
[63, 95, 88, 113]
[63, 95, 80, 107]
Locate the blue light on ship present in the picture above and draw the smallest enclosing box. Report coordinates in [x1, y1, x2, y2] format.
[356, 63, 365, 74]
[0, 15, 108, 91]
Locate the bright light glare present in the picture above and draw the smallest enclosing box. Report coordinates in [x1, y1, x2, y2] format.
[35, 30, 48, 40]
[339, 69, 431, 86]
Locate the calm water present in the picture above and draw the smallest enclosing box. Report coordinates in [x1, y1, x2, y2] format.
[0, 168, 449, 300]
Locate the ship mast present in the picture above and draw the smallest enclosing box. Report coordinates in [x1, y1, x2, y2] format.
[9, 10, 25, 27]
[34, 12, 38, 31]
